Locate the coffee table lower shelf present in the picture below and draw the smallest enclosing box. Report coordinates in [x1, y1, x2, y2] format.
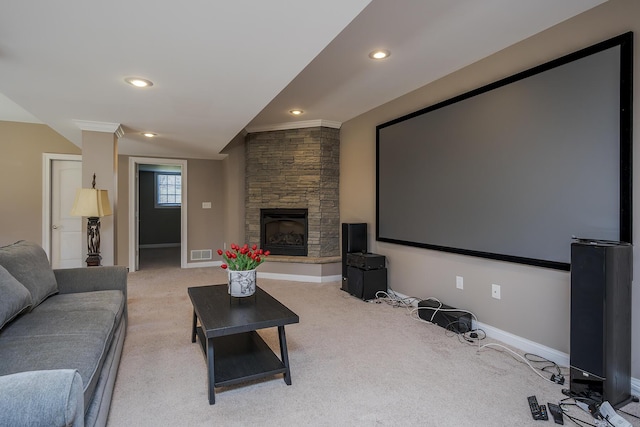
[195, 327, 288, 388]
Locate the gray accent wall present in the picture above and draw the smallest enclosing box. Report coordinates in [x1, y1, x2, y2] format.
[138, 171, 180, 246]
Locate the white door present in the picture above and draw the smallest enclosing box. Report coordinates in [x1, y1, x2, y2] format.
[51, 160, 82, 268]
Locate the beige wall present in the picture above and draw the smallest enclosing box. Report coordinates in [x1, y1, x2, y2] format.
[0, 121, 80, 246]
[116, 156, 129, 265]
[187, 158, 225, 258]
[221, 132, 246, 246]
[81, 130, 118, 266]
[340, 0, 640, 378]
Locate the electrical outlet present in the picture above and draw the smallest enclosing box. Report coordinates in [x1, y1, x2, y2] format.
[492, 284, 501, 300]
[456, 276, 464, 290]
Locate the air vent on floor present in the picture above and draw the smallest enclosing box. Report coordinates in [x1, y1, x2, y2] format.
[190, 249, 212, 261]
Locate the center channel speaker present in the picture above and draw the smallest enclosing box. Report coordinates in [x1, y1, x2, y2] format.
[569, 239, 632, 408]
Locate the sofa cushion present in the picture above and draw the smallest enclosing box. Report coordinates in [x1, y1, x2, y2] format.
[0, 241, 58, 309]
[36, 290, 125, 321]
[0, 265, 32, 330]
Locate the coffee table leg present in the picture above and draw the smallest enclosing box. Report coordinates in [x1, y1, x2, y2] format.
[278, 326, 292, 385]
[191, 311, 197, 343]
[206, 337, 216, 404]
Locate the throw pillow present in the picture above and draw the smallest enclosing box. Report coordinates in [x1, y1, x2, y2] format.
[0, 265, 32, 330]
[0, 241, 58, 309]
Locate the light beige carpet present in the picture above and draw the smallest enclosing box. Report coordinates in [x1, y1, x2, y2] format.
[107, 263, 640, 426]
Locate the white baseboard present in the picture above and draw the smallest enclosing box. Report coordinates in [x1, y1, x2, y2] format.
[257, 272, 342, 283]
[184, 260, 219, 269]
[632, 377, 640, 397]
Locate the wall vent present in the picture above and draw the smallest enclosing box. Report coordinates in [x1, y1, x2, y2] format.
[190, 249, 212, 261]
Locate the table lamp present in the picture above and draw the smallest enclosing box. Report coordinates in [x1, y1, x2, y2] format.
[70, 173, 112, 266]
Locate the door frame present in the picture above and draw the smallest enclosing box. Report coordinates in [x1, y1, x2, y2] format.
[128, 156, 188, 271]
[42, 153, 82, 262]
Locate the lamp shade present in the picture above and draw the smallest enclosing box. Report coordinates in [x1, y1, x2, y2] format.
[70, 188, 112, 217]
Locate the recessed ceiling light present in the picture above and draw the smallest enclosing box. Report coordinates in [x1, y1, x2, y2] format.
[125, 77, 154, 88]
[368, 49, 390, 60]
[142, 132, 156, 138]
[289, 109, 304, 116]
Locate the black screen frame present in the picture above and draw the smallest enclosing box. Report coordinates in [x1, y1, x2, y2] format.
[375, 32, 633, 271]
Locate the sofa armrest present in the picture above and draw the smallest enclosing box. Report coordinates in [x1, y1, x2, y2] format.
[54, 266, 128, 300]
[0, 369, 84, 427]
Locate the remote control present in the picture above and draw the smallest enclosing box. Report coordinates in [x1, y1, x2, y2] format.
[539, 404, 549, 421]
[528, 396, 541, 420]
[548, 402, 564, 425]
[527, 396, 549, 420]
[528, 395, 541, 419]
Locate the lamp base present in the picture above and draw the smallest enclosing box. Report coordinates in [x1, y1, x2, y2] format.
[85, 216, 102, 267]
[86, 253, 102, 267]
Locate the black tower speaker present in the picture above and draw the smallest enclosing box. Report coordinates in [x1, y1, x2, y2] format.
[569, 239, 632, 408]
[341, 223, 367, 291]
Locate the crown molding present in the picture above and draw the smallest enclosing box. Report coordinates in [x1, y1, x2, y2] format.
[245, 119, 341, 134]
[74, 120, 124, 138]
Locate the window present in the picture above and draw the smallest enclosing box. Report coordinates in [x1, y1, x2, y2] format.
[155, 173, 181, 207]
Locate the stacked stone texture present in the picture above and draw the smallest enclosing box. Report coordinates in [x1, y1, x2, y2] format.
[245, 127, 340, 257]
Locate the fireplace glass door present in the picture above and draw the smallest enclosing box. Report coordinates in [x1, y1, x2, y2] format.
[260, 209, 308, 256]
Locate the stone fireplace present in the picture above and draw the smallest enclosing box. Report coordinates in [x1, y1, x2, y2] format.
[245, 126, 340, 258]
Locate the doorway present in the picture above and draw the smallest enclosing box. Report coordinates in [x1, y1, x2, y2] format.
[128, 157, 188, 271]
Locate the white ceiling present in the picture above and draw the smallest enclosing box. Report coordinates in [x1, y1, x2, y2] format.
[0, 0, 607, 160]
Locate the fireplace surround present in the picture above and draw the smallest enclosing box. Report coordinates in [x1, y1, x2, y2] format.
[245, 126, 340, 258]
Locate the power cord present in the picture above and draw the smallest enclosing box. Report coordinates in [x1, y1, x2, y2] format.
[558, 400, 597, 427]
[442, 320, 486, 345]
[373, 289, 420, 309]
[524, 353, 566, 385]
[618, 408, 640, 420]
[479, 343, 562, 384]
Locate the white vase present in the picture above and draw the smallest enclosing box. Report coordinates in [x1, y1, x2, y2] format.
[228, 269, 256, 297]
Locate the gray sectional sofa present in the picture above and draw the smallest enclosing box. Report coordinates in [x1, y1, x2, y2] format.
[0, 241, 127, 427]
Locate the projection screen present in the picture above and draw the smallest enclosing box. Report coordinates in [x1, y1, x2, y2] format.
[376, 32, 633, 270]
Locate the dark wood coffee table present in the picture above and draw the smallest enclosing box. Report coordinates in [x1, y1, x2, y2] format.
[188, 284, 299, 404]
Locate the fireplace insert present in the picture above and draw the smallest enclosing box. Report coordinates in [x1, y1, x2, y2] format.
[260, 208, 308, 256]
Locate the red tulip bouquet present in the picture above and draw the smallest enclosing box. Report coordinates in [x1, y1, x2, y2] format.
[217, 243, 270, 271]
